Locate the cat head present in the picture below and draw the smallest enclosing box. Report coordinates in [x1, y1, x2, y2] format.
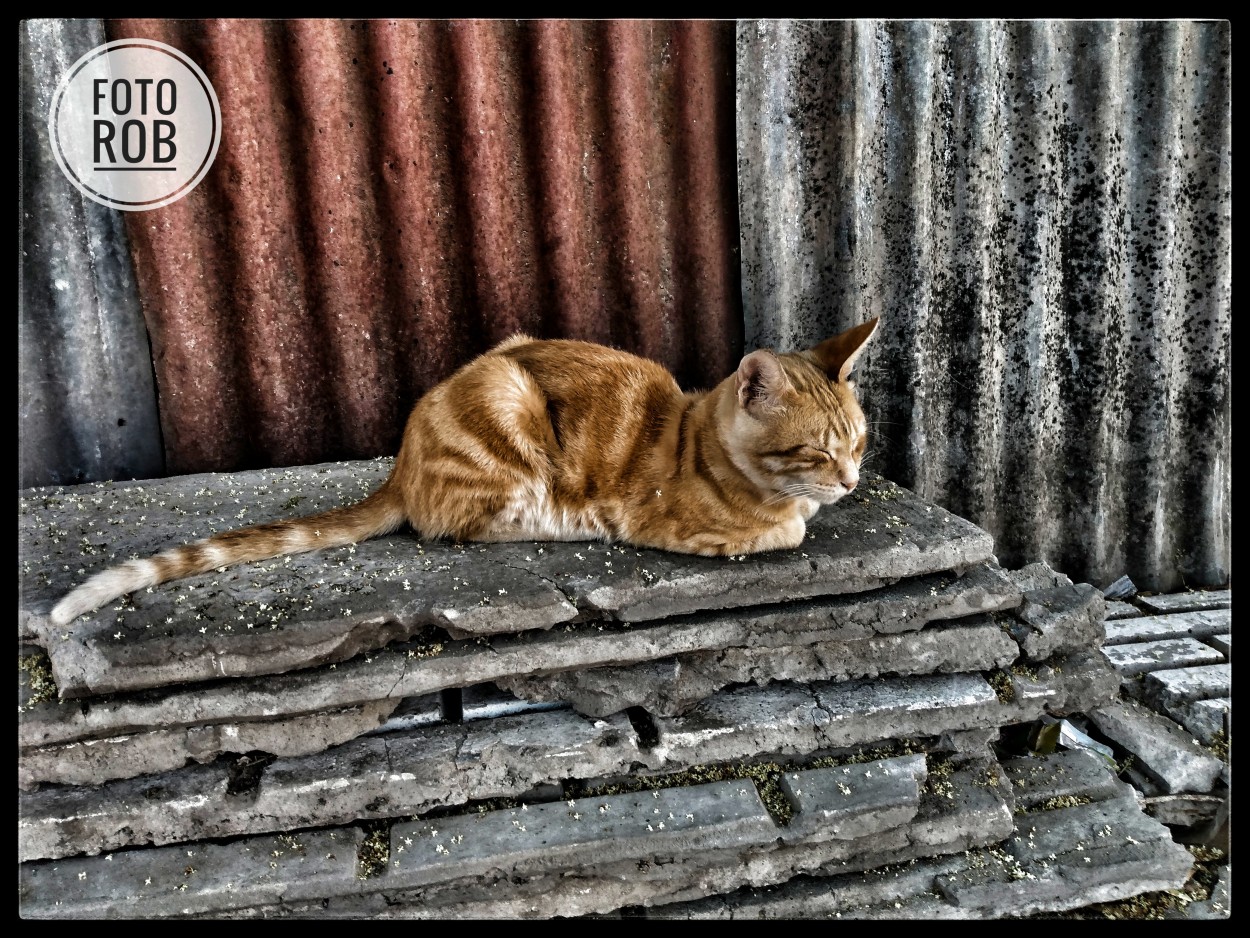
[725, 318, 879, 505]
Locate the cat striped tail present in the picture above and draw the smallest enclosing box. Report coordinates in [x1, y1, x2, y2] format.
[49, 483, 406, 626]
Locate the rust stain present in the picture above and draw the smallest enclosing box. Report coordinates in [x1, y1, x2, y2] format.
[109, 18, 743, 475]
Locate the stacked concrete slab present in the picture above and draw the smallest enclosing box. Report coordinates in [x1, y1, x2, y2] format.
[17, 460, 1200, 918]
[1091, 591, 1231, 852]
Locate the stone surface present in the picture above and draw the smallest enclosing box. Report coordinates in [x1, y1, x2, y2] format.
[1170, 864, 1231, 919]
[651, 651, 1117, 769]
[1167, 697, 1230, 746]
[1006, 583, 1105, 661]
[652, 747, 1191, 919]
[19, 753, 1011, 919]
[498, 617, 1019, 718]
[1143, 793, 1227, 829]
[1105, 600, 1143, 620]
[20, 828, 364, 919]
[18, 698, 399, 790]
[1135, 590, 1231, 614]
[1100, 637, 1226, 676]
[1001, 748, 1134, 811]
[778, 754, 927, 843]
[18, 560, 1027, 747]
[1142, 663, 1231, 715]
[1086, 700, 1226, 794]
[1206, 632, 1231, 656]
[19, 709, 639, 862]
[19, 464, 995, 697]
[938, 795, 1195, 916]
[1103, 608, 1231, 646]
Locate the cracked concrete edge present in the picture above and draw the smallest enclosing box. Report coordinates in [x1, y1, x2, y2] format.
[21, 753, 1010, 919]
[19, 559, 1026, 752]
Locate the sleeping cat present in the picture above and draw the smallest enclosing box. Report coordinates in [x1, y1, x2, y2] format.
[50, 318, 879, 626]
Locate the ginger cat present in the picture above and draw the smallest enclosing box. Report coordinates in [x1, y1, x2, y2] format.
[50, 318, 879, 625]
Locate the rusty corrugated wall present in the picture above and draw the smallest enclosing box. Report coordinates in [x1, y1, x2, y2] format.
[19, 19, 1231, 594]
[737, 20, 1231, 593]
[105, 18, 743, 475]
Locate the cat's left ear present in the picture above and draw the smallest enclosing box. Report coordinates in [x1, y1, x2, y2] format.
[808, 317, 880, 383]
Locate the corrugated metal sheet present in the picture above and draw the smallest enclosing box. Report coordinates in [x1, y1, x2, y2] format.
[19, 18, 164, 488]
[737, 20, 1230, 593]
[105, 18, 743, 475]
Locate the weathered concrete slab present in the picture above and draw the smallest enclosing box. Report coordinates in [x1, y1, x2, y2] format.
[18, 561, 1028, 755]
[21, 753, 1009, 920]
[937, 795, 1195, 916]
[1002, 748, 1135, 811]
[1167, 697, 1230, 746]
[361, 693, 444, 736]
[20, 463, 996, 697]
[20, 827, 365, 920]
[20, 708, 639, 862]
[650, 651, 1118, 769]
[1100, 637, 1226, 676]
[1143, 663, 1232, 714]
[497, 580, 1115, 720]
[19, 698, 399, 791]
[1144, 793, 1227, 829]
[223, 756, 1013, 919]
[652, 746, 1190, 920]
[1206, 632, 1231, 656]
[1005, 583, 1105, 661]
[1105, 600, 1143, 620]
[27, 640, 1104, 866]
[1104, 608, 1231, 645]
[779, 754, 927, 843]
[385, 779, 778, 889]
[1135, 590, 1231, 614]
[497, 618, 1020, 718]
[1086, 700, 1226, 794]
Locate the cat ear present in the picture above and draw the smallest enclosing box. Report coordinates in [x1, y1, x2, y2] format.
[808, 317, 880, 382]
[736, 349, 791, 413]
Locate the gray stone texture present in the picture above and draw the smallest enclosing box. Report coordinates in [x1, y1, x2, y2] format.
[1136, 590, 1231, 614]
[497, 617, 1020, 718]
[651, 651, 1117, 769]
[1086, 700, 1226, 794]
[1105, 600, 1143, 620]
[1104, 608, 1231, 645]
[652, 748, 1192, 919]
[1101, 637, 1226, 676]
[19, 753, 1011, 919]
[1168, 697, 1230, 747]
[495, 577, 1108, 722]
[18, 698, 399, 790]
[1143, 663, 1231, 715]
[17, 557, 1036, 791]
[19, 708, 639, 862]
[1006, 583, 1106, 661]
[1002, 748, 1135, 811]
[19, 463, 995, 697]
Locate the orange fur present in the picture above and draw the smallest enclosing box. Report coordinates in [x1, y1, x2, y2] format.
[50, 319, 879, 625]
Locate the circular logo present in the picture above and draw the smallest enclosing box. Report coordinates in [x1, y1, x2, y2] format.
[48, 38, 221, 211]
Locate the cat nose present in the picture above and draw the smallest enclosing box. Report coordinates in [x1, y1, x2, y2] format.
[842, 476, 857, 491]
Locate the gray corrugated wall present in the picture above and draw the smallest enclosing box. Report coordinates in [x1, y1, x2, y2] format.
[19, 18, 164, 488]
[737, 19, 1231, 593]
